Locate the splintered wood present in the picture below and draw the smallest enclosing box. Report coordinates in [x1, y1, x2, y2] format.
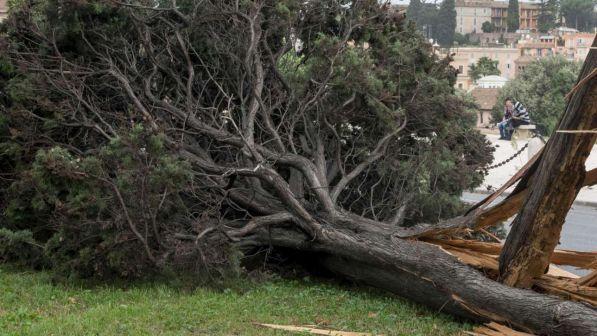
[467, 322, 535, 336]
[426, 239, 597, 307]
[254, 323, 373, 336]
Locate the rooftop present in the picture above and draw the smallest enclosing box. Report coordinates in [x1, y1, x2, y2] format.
[477, 75, 508, 83]
[470, 87, 500, 110]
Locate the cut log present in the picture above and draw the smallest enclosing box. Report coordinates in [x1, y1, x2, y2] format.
[499, 38, 597, 288]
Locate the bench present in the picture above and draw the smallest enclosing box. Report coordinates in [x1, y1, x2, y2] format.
[515, 124, 536, 140]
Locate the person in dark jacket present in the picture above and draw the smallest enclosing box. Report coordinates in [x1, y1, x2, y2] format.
[498, 103, 513, 140]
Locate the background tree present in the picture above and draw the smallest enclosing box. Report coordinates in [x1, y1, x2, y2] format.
[406, 0, 423, 27]
[538, 0, 559, 33]
[468, 57, 501, 82]
[407, 0, 439, 40]
[420, 3, 439, 40]
[492, 56, 581, 134]
[560, 0, 596, 32]
[507, 0, 520, 32]
[482, 21, 496, 33]
[436, 0, 457, 46]
[453, 33, 471, 46]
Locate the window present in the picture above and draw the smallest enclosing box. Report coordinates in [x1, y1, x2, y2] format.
[507, 63, 510, 69]
[458, 65, 464, 73]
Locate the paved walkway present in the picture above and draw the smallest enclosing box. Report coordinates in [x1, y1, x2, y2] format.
[477, 134, 597, 205]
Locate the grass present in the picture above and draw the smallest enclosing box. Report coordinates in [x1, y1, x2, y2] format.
[0, 265, 472, 335]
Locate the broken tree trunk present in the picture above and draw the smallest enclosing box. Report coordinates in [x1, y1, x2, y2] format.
[498, 38, 597, 288]
[246, 225, 597, 335]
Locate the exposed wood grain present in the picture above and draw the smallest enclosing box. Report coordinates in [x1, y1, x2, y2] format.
[499, 37, 597, 288]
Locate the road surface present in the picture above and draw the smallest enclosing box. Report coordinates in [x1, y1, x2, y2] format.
[462, 192, 596, 275]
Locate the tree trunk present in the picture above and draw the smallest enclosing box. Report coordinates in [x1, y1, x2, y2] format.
[499, 38, 597, 288]
[245, 225, 597, 335]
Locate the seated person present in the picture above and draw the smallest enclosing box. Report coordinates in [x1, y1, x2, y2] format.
[498, 100, 513, 140]
[500, 98, 531, 140]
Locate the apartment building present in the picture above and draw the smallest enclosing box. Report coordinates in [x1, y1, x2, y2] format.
[518, 35, 556, 57]
[456, 0, 540, 34]
[518, 32, 595, 61]
[0, 0, 7, 22]
[561, 33, 595, 61]
[455, 0, 492, 34]
[446, 47, 519, 90]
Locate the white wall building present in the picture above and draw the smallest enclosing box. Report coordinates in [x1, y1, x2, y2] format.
[476, 75, 508, 88]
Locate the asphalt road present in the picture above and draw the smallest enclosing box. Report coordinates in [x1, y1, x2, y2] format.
[462, 192, 597, 275]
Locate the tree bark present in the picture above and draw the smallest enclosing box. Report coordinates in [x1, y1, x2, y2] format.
[499, 38, 597, 288]
[246, 225, 597, 336]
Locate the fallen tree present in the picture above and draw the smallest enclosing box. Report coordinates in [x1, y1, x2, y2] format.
[499, 45, 597, 288]
[0, 1, 595, 335]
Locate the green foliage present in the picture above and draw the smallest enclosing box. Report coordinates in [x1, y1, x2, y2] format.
[0, 0, 493, 279]
[436, 0, 457, 47]
[560, 0, 596, 32]
[406, 0, 423, 26]
[406, 0, 439, 40]
[507, 0, 520, 32]
[1, 130, 199, 279]
[538, 0, 559, 33]
[468, 57, 501, 82]
[0, 229, 45, 266]
[453, 33, 473, 46]
[481, 21, 496, 33]
[492, 56, 581, 135]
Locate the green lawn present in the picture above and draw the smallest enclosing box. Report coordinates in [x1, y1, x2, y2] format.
[0, 265, 471, 335]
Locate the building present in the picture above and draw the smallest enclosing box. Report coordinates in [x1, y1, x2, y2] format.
[456, 0, 540, 34]
[469, 32, 521, 46]
[470, 87, 500, 127]
[490, 1, 539, 32]
[517, 32, 595, 62]
[476, 75, 508, 88]
[447, 47, 518, 90]
[519, 3, 539, 31]
[514, 55, 536, 76]
[0, 0, 7, 21]
[518, 35, 556, 57]
[455, 0, 492, 34]
[552, 26, 580, 38]
[561, 33, 595, 62]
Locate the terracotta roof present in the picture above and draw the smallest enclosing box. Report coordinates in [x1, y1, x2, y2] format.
[515, 55, 538, 64]
[470, 87, 500, 110]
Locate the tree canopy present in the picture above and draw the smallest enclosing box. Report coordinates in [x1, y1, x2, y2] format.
[406, 0, 439, 40]
[492, 56, 582, 135]
[507, 0, 520, 32]
[537, 0, 559, 33]
[0, 0, 491, 278]
[469, 57, 501, 82]
[436, 0, 457, 47]
[482, 21, 496, 33]
[560, 0, 596, 32]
